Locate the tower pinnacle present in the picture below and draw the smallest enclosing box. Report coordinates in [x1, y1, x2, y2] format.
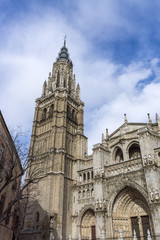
[64, 35, 67, 47]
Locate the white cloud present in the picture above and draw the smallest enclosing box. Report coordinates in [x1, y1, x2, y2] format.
[0, 2, 160, 155]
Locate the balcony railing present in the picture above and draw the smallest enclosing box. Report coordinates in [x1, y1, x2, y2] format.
[105, 157, 142, 177]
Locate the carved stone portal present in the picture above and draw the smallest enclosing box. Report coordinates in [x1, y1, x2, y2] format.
[112, 187, 152, 238]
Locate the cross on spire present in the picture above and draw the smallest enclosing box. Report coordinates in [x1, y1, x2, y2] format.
[64, 35, 67, 47]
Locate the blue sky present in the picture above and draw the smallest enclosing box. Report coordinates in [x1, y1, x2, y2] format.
[1, 0, 160, 153]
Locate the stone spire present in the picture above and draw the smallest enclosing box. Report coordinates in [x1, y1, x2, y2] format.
[124, 114, 128, 123]
[76, 83, 80, 100]
[147, 113, 152, 124]
[56, 39, 72, 64]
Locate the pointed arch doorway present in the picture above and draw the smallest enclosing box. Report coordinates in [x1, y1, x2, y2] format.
[112, 187, 152, 239]
[81, 209, 96, 240]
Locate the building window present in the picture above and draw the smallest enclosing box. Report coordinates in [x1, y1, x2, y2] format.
[41, 108, 47, 121]
[129, 143, 141, 159]
[115, 148, 124, 162]
[87, 172, 90, 180]
[48, 104, 54, 118]
[83, 173, 86, 181]
[91, 171, 93, 179]
[91, 188, 94, 197]
[36, 211, 39, 222]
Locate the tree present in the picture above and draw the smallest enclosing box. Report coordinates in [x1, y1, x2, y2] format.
[0, 124, 46, 240]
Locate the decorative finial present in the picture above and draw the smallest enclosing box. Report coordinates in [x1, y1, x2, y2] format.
[76, 83, 80, 100]
[64, 35, 67, 47]
[147, 113, 152, 124]
[106, 129, 109, 137]
[124, 114, 128, 123]
[102, 133, 104, 142]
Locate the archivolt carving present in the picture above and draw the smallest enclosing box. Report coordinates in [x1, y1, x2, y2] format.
[112, 187, 151, 238]
[107, 176, 148, 217]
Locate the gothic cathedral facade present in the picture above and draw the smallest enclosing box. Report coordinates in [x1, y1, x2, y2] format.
[22, 42, 160, 240]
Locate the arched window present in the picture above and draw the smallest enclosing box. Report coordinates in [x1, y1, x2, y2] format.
[87, 172, 90, 180]
[129, 143, 141, 159]
[35, 211, 39, 222]
[41, 108, 47, 121]
[83, 173, 86, 181]
[115, 148, 124, 162]
[48, 104, 54, 118]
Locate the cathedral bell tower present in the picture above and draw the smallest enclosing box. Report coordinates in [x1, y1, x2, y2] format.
[25, 40, 88, 240]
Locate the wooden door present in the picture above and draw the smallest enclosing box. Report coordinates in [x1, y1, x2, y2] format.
[91, 225, 96, 240]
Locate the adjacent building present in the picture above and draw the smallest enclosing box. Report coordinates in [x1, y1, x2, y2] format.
[0, 111, 22, 240]
[22, 42, 160, 240]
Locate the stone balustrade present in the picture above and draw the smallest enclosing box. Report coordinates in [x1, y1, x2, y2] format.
[105, 157, 142, 177]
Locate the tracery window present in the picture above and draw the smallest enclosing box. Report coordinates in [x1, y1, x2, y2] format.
[129, 143, 141, 159]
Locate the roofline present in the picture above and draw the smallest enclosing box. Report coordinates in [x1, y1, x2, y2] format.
[109, 122, 157, 138]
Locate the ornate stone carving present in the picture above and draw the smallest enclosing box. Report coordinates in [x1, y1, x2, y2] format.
[149, 188, 160, 202]
[95, 199, 107, 211]
[94, 168, 105, 178]
[121, 124, 128, 133]
[143, 154, 157, 166]
[49, 214, 57, 229]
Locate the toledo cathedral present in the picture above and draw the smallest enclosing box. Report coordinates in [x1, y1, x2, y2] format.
[22, 40, 160, 240]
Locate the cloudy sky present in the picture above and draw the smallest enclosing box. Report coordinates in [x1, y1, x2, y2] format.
[1, 0, 160, 153]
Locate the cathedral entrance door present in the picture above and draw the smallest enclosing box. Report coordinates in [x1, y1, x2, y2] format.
[112, 187, 153, 239]
[131, 217, 140, 239]
[91, 226, 96, 240]
[141, 216, 151, 240]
